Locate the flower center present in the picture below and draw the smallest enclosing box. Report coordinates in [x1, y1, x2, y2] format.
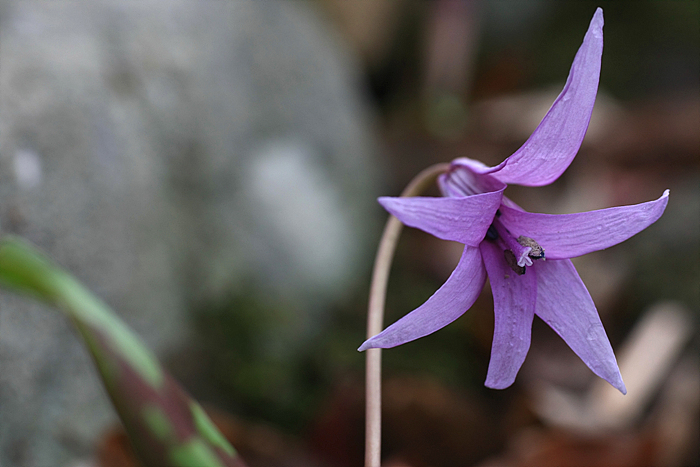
[485, 210, 545, 275]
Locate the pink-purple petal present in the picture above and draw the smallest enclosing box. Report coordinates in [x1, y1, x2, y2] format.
[358, 246, 486, 351]
[498, 190, 669, 260]
[492, 8, 604, 187]
[378, 189, 504, 246]
[533, 259, 626, 394]
[480, 241, 536, 389]
[438, 158, 507, 198]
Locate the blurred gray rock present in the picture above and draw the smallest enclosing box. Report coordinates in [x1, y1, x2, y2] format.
[0, 1, 379, 465]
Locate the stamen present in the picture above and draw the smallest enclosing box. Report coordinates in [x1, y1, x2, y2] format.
[491, 220, 533, 268]
[517, 236, 545, 259]
[485, 225, 499, 241]
[488, 215, 545, 274]
[504, 250, 526, 275]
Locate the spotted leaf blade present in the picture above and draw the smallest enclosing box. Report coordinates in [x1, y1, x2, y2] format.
[0, 237, 247, 467]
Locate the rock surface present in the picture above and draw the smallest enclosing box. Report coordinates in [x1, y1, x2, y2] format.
[0, 1, 378, 465]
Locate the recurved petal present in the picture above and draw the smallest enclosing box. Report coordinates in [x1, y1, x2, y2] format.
[533, 259, 626, 394]
[492, 8, 604, 187]
[480, 241, 537, 389]
[438, 158, 507, 198]
[498, 190, 669, 260]
[378, 188, 504, 246]
[358, 246, 486, 350]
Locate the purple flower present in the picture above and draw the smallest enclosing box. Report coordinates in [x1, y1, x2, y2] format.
[359, 8, 669, 394]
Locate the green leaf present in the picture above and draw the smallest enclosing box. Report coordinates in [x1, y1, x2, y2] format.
[0, 236, 248, 467]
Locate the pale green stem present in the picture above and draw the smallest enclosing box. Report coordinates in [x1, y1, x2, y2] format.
[365, 163, 451, 467]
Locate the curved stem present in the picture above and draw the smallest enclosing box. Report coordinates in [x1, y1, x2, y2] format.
[365, 162, 450, 467]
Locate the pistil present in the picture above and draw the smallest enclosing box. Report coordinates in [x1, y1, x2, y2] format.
[484, 215, 545, 275]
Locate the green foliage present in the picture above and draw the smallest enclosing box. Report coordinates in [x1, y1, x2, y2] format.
[0, 237, 247, 467]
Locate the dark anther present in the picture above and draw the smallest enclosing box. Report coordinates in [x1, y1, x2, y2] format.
[504, 250, 526, 275]
[496, 209, 502, 217]
[517, 236, 545, 259]
[485, 225, 499, 241]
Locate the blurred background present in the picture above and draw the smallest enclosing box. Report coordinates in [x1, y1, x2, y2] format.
[0, 1, 697, 466]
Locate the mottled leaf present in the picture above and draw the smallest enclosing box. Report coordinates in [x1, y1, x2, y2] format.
[0, 236, 247, 467]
